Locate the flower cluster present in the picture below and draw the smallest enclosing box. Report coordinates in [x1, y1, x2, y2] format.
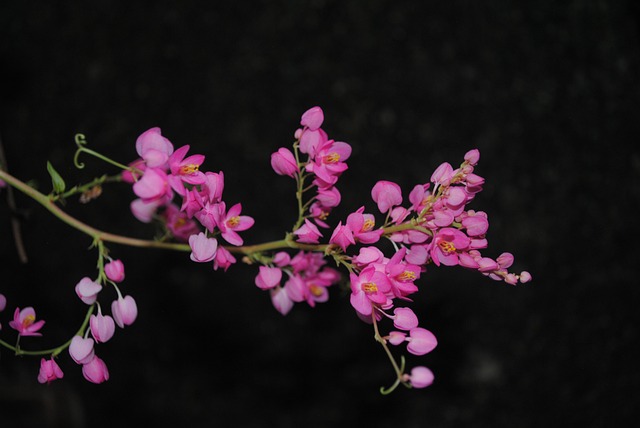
[124, 128, 254, 270]
[0, 105, 531, 392]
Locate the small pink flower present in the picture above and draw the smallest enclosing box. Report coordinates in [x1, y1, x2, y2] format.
[75, 277, 102, 305]
[135, 127, 174, 168]
[111, 295, 138, 328]
[406, 327, 438, 356]
[430, 228, 471, 267]
[300, 106, 324, 130]
[0, 293, 6, 312]
[371, 180, 403, 214]
[188, 232, 218, 263]
[464, 149, 480, 165]
[202, 171, 225, 204]
[347, 207, 383, 244]
[519, 271, 532, 283]
[168, 145, 206, 186]
[430, 162, 454, 185]
[9, 307, 45, 336]
[329, 222, 355, 252]
[37, 358, 64, 384]
[293, 218, 323, 244]
[408, 366, 434, 388]
[315, 186, 341, 208]
[104, 259, 125, 283]
[461, 211, 489, 236]
[387, 331, 407, 346]
[90, 312, 116, 343]
[130, 198, 163, 223]
[349, 265, 392, 316]
[82, 355, 109, 384]
[133, 168, 170, 202]
[270, 286, 294, 315]
[351, 246, 385, 268]
[214, 203, 255, 246]
[393, 307, 419, 330]
[271, 147, 299, 177]
[255, 266, 282, 290]
[213, 246, 236, 271]
[69, 336, 95, 365]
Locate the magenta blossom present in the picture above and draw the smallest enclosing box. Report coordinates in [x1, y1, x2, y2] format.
[300, 106, 324, 130]
[9, 307, 45, 336]
[349, 265, 392, 317]
[168, 145, 206, 188]
[393, 307, 419, 330]
[329, 221, 355, 252]
[133, 167, 171, 202]
[82, 356, 109, 384]
[0, 293, 6, 312]
[214, 202, 255, 246]
[371, 180, 403, 214]
[430, 227, 471, 267]
[271, 147, 299, 177]
[347, 207, 383, 244]
[213, 246, 236, 271]
[293, 218, 323, 244]
[37, 358, 64, 384]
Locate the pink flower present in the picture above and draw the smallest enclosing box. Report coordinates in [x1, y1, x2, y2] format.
[271, 147, 299, 177]
[111, 295, 138, 328]
[408, 366, 434, 388]
[315, 187, 341, 208]
[168, 145, 206, 187]
[351, 246, 385, 268]
[461, 211, 489, 236]
[130, 198, 163, 223]
[69, 336, 95, 365]
[9, 307, 45, 336]
[406, 327, 438, 356]
[133, 167, 170, 202]
[349, 265, 392, 316]
[329, 222, 355, 252]
[82, 356, 109, 384]
[135, 127, 174, 168]
[75, 277, 102, 305]
[90, 312, 116, 343]
[202, 171, 224, 204]
[306, 140, 351, 184]
[464, 149, 480, 165]
[371, 180, 402, 213]
[430, 162, 454, 185]
[300, 106, 324, 130]
[393, 307, 419, 330]
[214, 203, 255, 246]
[255, 266, 282, 290]
[293, 218, 323, 244]
[104, 259, 125, 283]
[188, 232, 218, 263]
[0, 293, 6, 312]
[519, 271, 532, 283]
[430, 228, 471, 267]
[213, 246, 236, 271]
[37, 358, 64, 384]
[347, 207, 382, 244]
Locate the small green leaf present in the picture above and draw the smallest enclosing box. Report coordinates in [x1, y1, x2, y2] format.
[46, 161, 66, 194]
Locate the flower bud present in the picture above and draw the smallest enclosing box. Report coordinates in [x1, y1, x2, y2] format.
[270, 148, 299, 177]
[82, 356, 109, 384]
[409, 366, 434, 388]
[69, 336, 95, 365]
[393, 307, 419, 331]
[104, 259, 125, 283]
[75, 277, 102, 305]
[37, 358, 64, 384]
[90, 313, 116, 343]
[112, 295, 138, 328]
[406, 327, 438, 356]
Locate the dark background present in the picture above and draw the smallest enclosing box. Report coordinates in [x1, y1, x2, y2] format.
[1, 1, 639, 427]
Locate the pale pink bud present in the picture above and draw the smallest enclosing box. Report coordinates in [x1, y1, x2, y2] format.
[75, 277, 102, 305]
[130, 198, 162, 223]
[272, 251, 291, 267]
[132, 168, 169, 201]
[462, 214, 489, 236]
[82, 356, 109, 384]
[315, 186, 341, 208]
[352, 246, 385, 268]
[464, 149, 480, 165]
[255, 266, 282, 290]
[213, 246, 236, 272]
[135, 127, 174, 168]
[406, 327, 438, 356]
[270, 148, 299, 177]
[300, 106, 324, 130]
[519, 271, 532, 283]
[203, 171, 224, 203]
[477, 257, 499, 272]
[409, 366, 434, 388]
[496, 252, 514, 269]
[430, 162, 453, 185]
[293, 218, 323, 244]
[371, 180, 403, 214]
[69, 336, 95, 365]
[387, 331, 407, 346]
[37, 358, 64, 384]
[111, 295, 138, 328]
[90, 313, 116, 343]
[505, 273, 519, 285]
[270, 286, 294, 315]
[104, 259, 125, 282]
[188, 232, 218, 263]
[393, 307, 419, 331]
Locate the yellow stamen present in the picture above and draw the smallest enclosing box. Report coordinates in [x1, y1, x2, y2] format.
[362, 282, 378, 293]
[323, 153, 340, 164]
[362, 219, 375, 232]
[227, 216, 240, 228]
[398, 271, 416, 281]
[23, 314, 35, 328]
[309, 285, 324, 297]
[180, 164, 200, 175]
[438, 241, 456, 254]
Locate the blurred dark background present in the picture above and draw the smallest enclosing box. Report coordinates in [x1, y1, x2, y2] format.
[1, 1, 639, 427]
